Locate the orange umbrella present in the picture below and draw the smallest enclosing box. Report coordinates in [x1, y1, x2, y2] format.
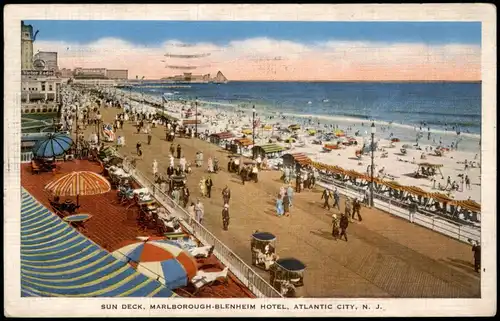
[45, 171, 111, 205]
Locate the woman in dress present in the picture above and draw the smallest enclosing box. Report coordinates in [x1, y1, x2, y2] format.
[276, 194, 284, 217]
[207, 157, 214, 173]
[152, 159, 158, 179]
[279, 186, 286, 198]
[199, 177, 207, 197]
[283, 192, 291, 217]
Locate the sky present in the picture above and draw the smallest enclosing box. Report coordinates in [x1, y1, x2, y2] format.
[26, 20, 482, 81]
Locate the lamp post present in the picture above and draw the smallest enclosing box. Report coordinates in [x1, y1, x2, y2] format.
[252, 105, 256, 145]
[370, 122, 376, 207]
[195, 97, 198, 138]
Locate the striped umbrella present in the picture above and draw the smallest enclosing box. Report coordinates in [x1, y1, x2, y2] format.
[32, 133, 73, 158]
[44, 171, 111, 205]
[112, 238, 198, 290]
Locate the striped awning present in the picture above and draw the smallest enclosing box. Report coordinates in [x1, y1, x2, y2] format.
[20, 189, 176, 297]
[45, 171, 111, 197]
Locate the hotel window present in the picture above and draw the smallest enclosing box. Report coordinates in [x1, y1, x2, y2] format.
[41, 84, 46, 91]
[49, 85, 53, 91]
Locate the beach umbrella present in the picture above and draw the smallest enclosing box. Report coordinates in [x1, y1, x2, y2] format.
[44, 171, 111, 206]
[112, 238, 198, 290]
[32, 133, 73, 158]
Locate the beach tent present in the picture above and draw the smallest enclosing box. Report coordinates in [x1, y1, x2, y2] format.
[263, 124, 273, 131]
[209, 132, 235, 145]
[288, 124, 301, 131]
[307, 129, 317, 136]
[416, 162, 444, 178]
[252, 144, 285, 159]
[281, 153, 312, 168]
[334, 129, 346, 137]
[241, 128, 253, 135]
[231, 138, 254, 154]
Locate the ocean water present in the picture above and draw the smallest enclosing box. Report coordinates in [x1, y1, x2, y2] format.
[131, 81, 481, 152]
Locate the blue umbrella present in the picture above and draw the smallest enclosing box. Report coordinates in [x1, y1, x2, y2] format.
[32, 133, 73, 158]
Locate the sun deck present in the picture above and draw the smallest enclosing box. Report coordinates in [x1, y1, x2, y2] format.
[21, 159, 255, 298]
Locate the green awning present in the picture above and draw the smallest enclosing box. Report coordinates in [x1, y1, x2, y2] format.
[256, 144, 284, 154]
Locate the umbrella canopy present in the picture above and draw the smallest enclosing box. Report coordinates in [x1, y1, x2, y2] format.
[276, 258, 306, 272]
[112, 239, 198, 289]
[32, 133, 73, 158]
[252, 232, 276, 241]
[44, 171, 111, 205]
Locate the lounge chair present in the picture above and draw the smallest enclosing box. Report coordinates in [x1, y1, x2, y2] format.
[191, 267, 229, 294]
[188, 245, 215, 258]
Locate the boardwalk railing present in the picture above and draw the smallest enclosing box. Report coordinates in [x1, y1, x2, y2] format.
[21, 152, 34, 163]
[316, 175, 481, 244]
[121, 158, 283, 298]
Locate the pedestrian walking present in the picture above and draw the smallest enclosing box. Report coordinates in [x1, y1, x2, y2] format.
[136, 142, 142, 156]
[321, 189, 331, 210]
[205, 176, 213, 198]
[465, 175, 471, 190]
[345, 197, 352, 219]
[409, 201, 418, 223]
[283, 193, 291, 217]
[287, 184, 294, 208]
[176, 144, 182, 159]
[170, 143, 175, 156]
[195, 199, 204, 224]
[331, 214, 340, 241]
[147, 128, 152, 145]
[332, 188, 341, 210]
[472, 241, 481, 273]
[182, 186, 190, 208]
[353, 198, 362, 221]
[222, 185, 231, 205]
[222, 204, 230, 231]
[339, 213, 349, 242]
[152, 159, 158, 179]
[276, 194, 284, 217]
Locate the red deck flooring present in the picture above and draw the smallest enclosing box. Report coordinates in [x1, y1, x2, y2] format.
[21, 160, 255, 298]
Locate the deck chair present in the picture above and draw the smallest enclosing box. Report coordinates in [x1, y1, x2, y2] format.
[191, 267, 229, 295]
[188, 245, 215, 258]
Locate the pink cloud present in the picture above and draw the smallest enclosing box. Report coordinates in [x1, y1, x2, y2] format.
[35, 38, 481, 81]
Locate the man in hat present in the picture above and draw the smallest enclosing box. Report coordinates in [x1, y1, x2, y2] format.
[182, 186, 190, 208]
[332, 188, 340, 211]
[471, 240, 481, 273]
[170, 143, 175, 156]
[222, 203, 230, 231]
[321, 188, 331, 210]
[222, 185, 231, 205]
[353, 197, 362, 221]
[339, 213, 349, 242]
[136, 142, 142, 156]
[205, 176, 213, 198]
[176, 144, 182, 159]
[147, 127, 152, 145]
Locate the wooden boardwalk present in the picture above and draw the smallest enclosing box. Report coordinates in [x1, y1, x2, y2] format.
[81, 107, 480, 298]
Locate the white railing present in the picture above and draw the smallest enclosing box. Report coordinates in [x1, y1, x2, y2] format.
[21, 152, 34, 163]
[316, 175, 480, 244]
[121, 158, 283, 298]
